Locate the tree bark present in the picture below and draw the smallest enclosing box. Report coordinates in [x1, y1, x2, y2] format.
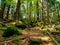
[1, 3, 6, 19]
[6, 5, 10, 19]
[14, 0, 21, 21]
[42, 0, 48, 24]
[36, 1, 39, 21]
[29, 1, 32, 22]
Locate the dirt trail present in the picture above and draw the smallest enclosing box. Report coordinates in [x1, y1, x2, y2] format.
[0, 27, 56, 45]
[22, 27, 55, 45]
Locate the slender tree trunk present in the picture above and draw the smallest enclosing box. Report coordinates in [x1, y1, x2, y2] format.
[26, 1, 28, 20]
[42, 0, 48, 24]
[57, 5, 60, 22]
[1, 2, 6, 19]
[14, 0, 21, 21]
[29, 1, 32, 22]
[6, 5, 10, 19]
[11, 7, 14, 20]
[47, 2, 50, 24]
[36, 1, 39, 21]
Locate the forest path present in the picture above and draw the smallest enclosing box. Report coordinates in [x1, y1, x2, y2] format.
[0, 27, 56, 45]
[22, 27, 56, 45]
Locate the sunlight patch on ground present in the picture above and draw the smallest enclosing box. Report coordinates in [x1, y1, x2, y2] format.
[11, 22, 16, 25]
[40, 36, 51, 41]
[30, 36, 51, 41]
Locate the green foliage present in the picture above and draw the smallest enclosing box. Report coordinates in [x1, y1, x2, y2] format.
[5, 0, 16, 7]
[41, 29, 47, 33]
[0, 24, 2, 27]
[21, 19, 36, 27]
[30, 22, 36, 27]
[36, 22, 44, 27]
[16, 19, 34, 29]
[16, 23, 27, 29]
[15, 20, 27, 29]
[55, 27, 60, 30]
[13, 37, 20, 43]
[29, 38, 42, 44]
[2, 26, 22, 37]
[1, 0, 60, 26]
[21, 19, 29, 26]
[57, 39, 60, 43]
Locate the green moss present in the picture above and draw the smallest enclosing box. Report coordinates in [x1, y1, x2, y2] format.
[2, 25, 22, 37]
[56, 39, 60, 43]
[13, 37, 20, 43]
[29, 38, 42, 44]
[41, 29, 47, 33]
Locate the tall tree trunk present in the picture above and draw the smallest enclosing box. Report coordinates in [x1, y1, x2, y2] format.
[11, 7, 14, 20]
[36, 1, 39, 21]
[57, 5, 60, 22]
[46, 1, 49, 24]
[1, 0, 6, 19]
[29, 1, 32, 22]
[14, 0, 21, 21]
[6, 5, 10, 19]
[26, 1, 28, 20]
[42, 0, 48, 24]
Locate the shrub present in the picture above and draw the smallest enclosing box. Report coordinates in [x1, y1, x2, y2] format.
[0, 24, 2, 27]
[56, 39, 60, 43]
[41, 29, 47, 33]
[2, 26, 22, 37]
[15, 20, 28, 29]
[21, 19, 29, 26]
[55, 27, 60, 30]
[36, 22, 44, 27]
[13, 37, 20, 43]
[21, 19, 36, 27]
[30, 21, 36, 27]
[16, 23, 27, 29]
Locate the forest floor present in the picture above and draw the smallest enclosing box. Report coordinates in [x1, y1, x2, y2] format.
[0, 20, 59, 45]
[0, 26, 56, 45]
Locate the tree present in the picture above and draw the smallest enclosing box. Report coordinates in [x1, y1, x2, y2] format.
[5, 0, 16, 20]
[14, 0, 21, 21]
[0, 0, 6, 19]
[6, 5, 10, 19]
[42, 0, 48, 24]
[36, 0, 40, 21]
